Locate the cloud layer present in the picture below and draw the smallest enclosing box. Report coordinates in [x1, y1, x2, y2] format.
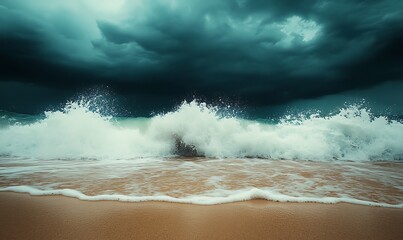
[1, 0, 402, 113]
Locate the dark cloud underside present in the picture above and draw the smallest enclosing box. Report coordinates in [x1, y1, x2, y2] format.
[1, 0, 402, 114]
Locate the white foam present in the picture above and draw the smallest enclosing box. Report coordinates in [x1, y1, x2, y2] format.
[1, 185, 402, 208]
[0, 100, 403, 160]
[0, 102, 171, 159]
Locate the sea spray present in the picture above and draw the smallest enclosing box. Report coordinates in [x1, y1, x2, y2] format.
[0, 100, 402, 160]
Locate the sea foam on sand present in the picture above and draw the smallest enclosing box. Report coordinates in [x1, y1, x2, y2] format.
[1, 185, 402, 208]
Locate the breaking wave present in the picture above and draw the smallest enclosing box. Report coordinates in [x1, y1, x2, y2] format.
[0, 100, 402, 161]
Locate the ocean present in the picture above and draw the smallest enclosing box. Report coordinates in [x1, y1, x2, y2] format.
[0, 100, 402, 207]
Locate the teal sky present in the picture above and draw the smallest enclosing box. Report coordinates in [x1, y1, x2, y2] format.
[1, 0, 402, 116]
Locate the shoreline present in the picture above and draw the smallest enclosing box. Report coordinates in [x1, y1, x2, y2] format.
[1, 192, 402, 239]
[1, 186, 402, 208]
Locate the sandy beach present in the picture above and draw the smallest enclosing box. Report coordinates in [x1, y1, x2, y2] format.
[1, 192, 402, 240]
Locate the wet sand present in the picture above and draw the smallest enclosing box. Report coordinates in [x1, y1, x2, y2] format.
[0, 192, 402, 240]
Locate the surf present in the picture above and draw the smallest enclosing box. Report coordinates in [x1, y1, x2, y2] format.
[1, 99, 403, 160]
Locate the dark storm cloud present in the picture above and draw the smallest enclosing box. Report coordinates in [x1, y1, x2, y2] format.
[1, 0, 402, 114]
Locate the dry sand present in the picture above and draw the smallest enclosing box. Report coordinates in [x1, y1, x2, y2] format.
[0, 192, 402, 240]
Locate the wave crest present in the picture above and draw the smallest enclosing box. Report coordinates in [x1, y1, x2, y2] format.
[0, 100, 402, 160]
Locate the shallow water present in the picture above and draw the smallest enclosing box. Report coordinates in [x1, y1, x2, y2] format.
[1, 157, 402, 207]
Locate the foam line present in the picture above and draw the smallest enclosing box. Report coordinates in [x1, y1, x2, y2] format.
[1, 186, 402, 208]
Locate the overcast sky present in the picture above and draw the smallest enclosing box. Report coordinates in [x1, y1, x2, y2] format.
[1, 0, 402, 116]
